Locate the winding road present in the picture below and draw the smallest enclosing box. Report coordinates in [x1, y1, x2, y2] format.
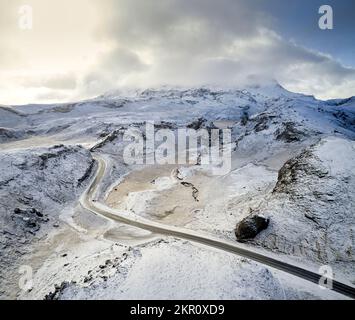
[80, 155, 355, 299]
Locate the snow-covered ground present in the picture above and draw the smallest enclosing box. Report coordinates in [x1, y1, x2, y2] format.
[18, 232, 346, 300]
[1, 83, 354, 299]
[254, 137, 355, 281]
[0, 144, 94, 298]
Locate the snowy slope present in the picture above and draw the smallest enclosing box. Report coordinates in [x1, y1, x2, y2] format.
[254, 137, 355, 268]
[0, 144, 94, 298]
[1, 82, 354, 299]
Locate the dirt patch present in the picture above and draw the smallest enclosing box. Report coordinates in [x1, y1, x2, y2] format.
[106, 165, 213, 226]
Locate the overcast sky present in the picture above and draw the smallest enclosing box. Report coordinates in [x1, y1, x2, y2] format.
[0, 0, 354, 104]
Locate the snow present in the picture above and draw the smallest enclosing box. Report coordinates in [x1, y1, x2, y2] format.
[0, 144, 94, 298]
[1, 82, 355, 299]
[22, 237, 345, 300]
[252, 137, 355, 281]
[313, 137, 355, 176]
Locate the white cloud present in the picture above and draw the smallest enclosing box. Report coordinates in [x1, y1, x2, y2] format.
[80, 0, 355, 99]
[0, 0, 354, 104]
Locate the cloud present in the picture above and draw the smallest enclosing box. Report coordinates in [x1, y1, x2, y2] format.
[0, 0, 354, 103]
[21, 73, 77, 90]
[80, 0, 355, 99]
[82, 46, 148, 94]
[0, 72, 78, 105]
[34, 90, 72, 102]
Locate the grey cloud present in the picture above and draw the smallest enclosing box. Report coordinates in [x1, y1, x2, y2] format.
[96, 0, 269, 53]
[1, 0, 354, 101]
[99, 47, 148, 74]
[82, 46, 148, 95]
[85, 0, 355, 99]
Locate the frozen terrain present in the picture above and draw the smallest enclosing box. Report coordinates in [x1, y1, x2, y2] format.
[0, 144, 94, 298]
[0, 83, 354, 299]
[21, 238, 345, 300]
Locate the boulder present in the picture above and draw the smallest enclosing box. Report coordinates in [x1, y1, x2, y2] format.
[235, 214, 269, 242]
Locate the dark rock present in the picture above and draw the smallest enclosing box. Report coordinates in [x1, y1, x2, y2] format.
[77, 159, 95, 186]
[99, 131, 108, 138]
[273, 150, 328, 195]
[275, 122, 305, 143]
[31, 208, 43, 217]
[235, 214, 270, 242]
[241, 111, 249, 126]
[252, 113, 276, 132]
[90, 128, 124, 152]
[11, 207, 48, 235]
[0, 127, 24, 142]
[44, 281, 71, 300]
[154, 121, 177, 130]
[187, 118, 207, 130]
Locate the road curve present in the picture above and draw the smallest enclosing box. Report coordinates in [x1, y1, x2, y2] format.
[80, 155, 355, 299]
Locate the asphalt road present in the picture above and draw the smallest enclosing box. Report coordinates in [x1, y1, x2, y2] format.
[80, 155, 355, 299]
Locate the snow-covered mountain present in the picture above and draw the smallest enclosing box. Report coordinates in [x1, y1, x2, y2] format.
[0, 83, 354, 299]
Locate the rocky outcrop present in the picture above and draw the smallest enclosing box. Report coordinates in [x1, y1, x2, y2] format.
[90, 128, 124, 152]
[11, 207, 49, 235]
[254, 137, 355, 264]
[0, 127, 25, 143]
[253, 113, 276, 132]
[275, 122, 305, 143]
[273, 149, 329, 197]
[154, 121, 178, 130]
[44, 281, 73, 300]
[187, 117, 208, 130]
[0, 145, 94, 299]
